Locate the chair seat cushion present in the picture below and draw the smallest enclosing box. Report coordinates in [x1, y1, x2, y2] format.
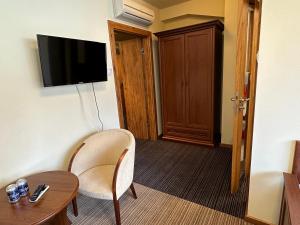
[78, 165, 115, 200]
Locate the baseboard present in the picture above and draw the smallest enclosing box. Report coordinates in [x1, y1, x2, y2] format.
[219, 143, 232, 149]
[162, 135, 215, 147]
[244, 215, 273, 225]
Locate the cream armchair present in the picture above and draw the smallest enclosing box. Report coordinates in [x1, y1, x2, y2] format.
[68, 129, 137, 225]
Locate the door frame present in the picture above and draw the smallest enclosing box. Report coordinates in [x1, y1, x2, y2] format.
[107, 20, 158, 140]
[231, 0, 262, 193]
[244, 0, 262, 177]
[231, 0, 250, 193]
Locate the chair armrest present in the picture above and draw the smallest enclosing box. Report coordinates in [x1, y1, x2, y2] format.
[112, 149, 134, 199]
[68, 143, 86, 172]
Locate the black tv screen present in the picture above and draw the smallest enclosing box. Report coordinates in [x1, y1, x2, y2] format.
[37, 34, 107, 87]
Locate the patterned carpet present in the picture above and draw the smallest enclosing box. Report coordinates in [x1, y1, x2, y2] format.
[68, 183, 252, 225]
[133, 139, 248, 218]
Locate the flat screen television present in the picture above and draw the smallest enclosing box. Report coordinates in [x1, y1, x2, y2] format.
[37, 34, 107, 87]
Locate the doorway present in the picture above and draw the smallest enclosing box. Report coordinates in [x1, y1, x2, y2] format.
[108, 21, 158, 140]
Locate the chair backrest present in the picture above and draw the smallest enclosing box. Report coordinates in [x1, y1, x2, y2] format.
[292, 141, 300, 183]
[70, 129, 135, 176]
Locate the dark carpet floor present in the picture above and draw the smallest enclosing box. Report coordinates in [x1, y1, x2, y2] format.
[133, 139, 248, 218]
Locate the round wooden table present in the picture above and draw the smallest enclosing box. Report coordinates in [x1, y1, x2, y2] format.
[0, 171, 79, 225]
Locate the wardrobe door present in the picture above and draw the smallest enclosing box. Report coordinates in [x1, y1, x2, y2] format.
[184, 29, 214, 141]
[160, 34, 186, 135]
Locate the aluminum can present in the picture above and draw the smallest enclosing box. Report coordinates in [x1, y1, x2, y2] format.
[16, 178, 29, 197]
[6, 184, 20, 203]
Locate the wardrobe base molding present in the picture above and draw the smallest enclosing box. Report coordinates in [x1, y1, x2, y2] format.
[162, 135, 215, 147]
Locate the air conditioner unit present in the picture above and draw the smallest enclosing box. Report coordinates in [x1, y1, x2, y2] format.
[113, 0, 155, 26]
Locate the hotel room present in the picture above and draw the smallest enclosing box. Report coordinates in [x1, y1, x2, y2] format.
[0, 0, 299, 225]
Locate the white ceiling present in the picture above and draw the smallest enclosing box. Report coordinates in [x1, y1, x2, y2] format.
[143, 0, 190, 9]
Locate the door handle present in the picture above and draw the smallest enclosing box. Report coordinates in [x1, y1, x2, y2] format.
[239, 97, 250, 102]
[231, 96, 250, 102]
[231, 96, 238, 101]
[231, 96, 250, 110]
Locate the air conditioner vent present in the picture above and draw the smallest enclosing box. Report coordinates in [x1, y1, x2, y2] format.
[113, 0, 155, 26]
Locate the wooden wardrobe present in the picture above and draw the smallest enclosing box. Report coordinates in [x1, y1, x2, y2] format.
[155, 20, 224, 146]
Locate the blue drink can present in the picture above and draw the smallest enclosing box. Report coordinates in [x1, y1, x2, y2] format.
[16, 178, 29, 197]
[6, 184, 20, 203]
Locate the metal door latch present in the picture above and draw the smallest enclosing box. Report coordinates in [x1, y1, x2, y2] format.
[231, 96, 250, 110]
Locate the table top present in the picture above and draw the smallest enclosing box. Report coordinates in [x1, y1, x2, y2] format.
[0, 171, 79, 225]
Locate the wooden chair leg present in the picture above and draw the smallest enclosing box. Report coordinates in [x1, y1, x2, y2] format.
[113, 196, 121, 225]
[72, 197, 78, 217]
[130, 183, 137, 199]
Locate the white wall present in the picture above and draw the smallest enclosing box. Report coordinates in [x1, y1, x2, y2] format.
[247, 0, 300, 224]
[0, 0, 156, 187]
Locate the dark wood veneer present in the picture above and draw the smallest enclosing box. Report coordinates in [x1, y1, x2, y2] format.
[155, 20, 224, 146]
[112, 149, 137, 225]
[112, 149, 128, 225]
[279, 141, 300, 225]
[279, 173, 300, 225]
[68, 143, 85, 172]
[292, 141, 300, 182]
[155, 20, 224, 37]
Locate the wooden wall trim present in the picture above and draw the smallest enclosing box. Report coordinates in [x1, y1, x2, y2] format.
[244, 215, 273, 225]
[108, 20, 151, 37]
[108, 21, 125, 129]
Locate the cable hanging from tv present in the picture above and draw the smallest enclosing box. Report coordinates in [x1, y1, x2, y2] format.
[91, 83, 104, 132]
[76, 83, 104, 132]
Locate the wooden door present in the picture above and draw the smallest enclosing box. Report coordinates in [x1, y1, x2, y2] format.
[244, 0, 262, 177]
[117, 37, 149, 139]
[160, 34, 186, 136]
[231, 0, 262, 193]
[185, 29, 213, 141]
[108, 21, 158, 140]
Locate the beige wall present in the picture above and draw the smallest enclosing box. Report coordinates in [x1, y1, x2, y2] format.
[134, 0, 164, 31]
[247, 0, 300, 224]
[159, 0, 224, 22]
[150, 0, 224, 31]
